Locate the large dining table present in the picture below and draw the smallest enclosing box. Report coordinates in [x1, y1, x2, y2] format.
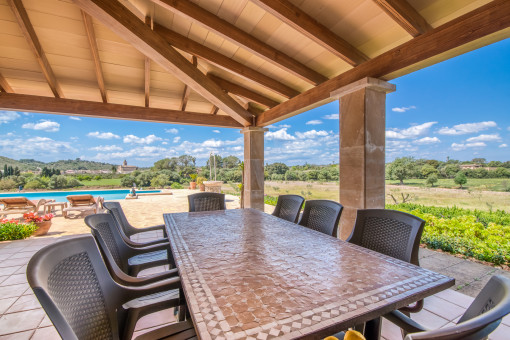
[163, 208, 454, 340]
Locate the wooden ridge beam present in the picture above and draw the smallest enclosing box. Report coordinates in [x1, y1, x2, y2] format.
[81, 11, 107, 103]
[0, 93, 243, 128]
[151, 0, 327, 85]
[153, 23, 299, 99]
[256, 0, 510, 126]
[251, 0, 368, 66]
[0, 73, 14, 93]
[180, 56, 197, 111]
[73, 0, 252, 126]
[8, 0, 64, 98]
[144, 16, 152, 107]
[372, 0, 432, 37]
[208, 74, 278, 108]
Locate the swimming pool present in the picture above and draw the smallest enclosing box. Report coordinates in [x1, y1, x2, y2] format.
[0, 189, 161, 202]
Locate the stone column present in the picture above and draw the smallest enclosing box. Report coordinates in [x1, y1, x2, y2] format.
[330, 77, 396, 239]
[241, 127, 267, 211]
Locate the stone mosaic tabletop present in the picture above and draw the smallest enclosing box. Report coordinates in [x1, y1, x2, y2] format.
[164, 209, 454, 340]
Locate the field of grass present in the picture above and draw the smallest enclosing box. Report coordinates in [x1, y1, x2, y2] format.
[79, 178, 122, 187]
[387, 178, 510, 192]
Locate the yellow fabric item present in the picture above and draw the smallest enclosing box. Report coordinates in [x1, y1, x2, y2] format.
[323, 337, 339, 340]
[345, 330, 366, 340]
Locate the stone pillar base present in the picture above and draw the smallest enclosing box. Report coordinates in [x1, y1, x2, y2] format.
[241, 127, 267, 211]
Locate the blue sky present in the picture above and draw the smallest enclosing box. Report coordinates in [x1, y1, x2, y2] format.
[0, 38, 509, 167]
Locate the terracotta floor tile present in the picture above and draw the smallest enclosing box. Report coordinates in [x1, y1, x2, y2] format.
[0, 274, 28, 287]
[433, 289, 474, 309]
[31, 326, 60, 340]
[14, 265, 27, 275]
[8, 252, 36, 260]
[6, 295, 42, 314]
[0, 259, 29, 268]
[0, 329, 34, 340]
[489, 324, 510, 340]
[381, 318, 403, 340]
[38, 315, 53, 328]
[0, 309, 45, 335]
[424, 295, 468, 320]
[0, 266, 23, 276]
[0, 298, 17, 315]
[0, 284, 29, 299]
[410, 310, 449, 330]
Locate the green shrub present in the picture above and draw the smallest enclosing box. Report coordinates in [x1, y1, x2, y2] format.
[264, 195, 278, 206]
[0, 220, 37, 241]
[170, 182, 183, 189]
[24, 179, 46, 189]
[66, 178, 83, 188]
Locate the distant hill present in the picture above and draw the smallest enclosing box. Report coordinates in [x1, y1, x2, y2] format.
[0, 156, 115, 171]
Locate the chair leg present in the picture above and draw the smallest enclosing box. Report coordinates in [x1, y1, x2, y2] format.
[364, 317, 381, 340]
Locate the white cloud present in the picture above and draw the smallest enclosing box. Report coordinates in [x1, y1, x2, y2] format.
[87, 131, 120, 139]
[323, 114, 339, 120]
[92, 146, 168, 161]
[173, 136, 181, 143]
[0, 136, 76, 155]
[165, 128, 178, 134]
[267, 124, 291, 129]
[69, 116, 81, 121]
[212, 130, 220, 133]
[22, 120, 60, 132]
[295, 130, 328, 139]
[451, 142, 487, 151]
[386, 122, 437, 139]
[465, 134, 501, 142]
[437, 121, 497, 135]
[0, 111, 20, 124]
[123, 134, 162, 144]
[202, 139, 223, 147]
[306, 120, 322, 125]
[162, 141, 168, 145]
[413, 137, 441, 145]
[499, 144, 508, 148]
[265, 128, 295, 140]
[392, 106, 416, 113]
[89, 145, 123, 152]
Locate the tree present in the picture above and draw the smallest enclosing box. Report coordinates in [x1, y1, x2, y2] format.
[442, 164, 460, 178]
[222, 155, 240, 169]
[454, 172, 467, 188]
[387, 157, 415, 185]
[472, 158, 486, 165]
[426, 174, 438, 187]
[421, 164, 438, 178]
[111, 165, 117, 173]
[265, 163, 289, 176]
[151, 174, 169, 188]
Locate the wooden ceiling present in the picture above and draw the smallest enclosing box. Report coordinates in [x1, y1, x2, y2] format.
[0, 0, 509, 128]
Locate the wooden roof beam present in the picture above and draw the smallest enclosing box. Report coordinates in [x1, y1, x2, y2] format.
[180, 56, 197, 111]
[153, 23, 299, 99]
[81, 11, 107, 103]
[256, 0, 510, 126]
[0, 73, 14, 93]
[144, 16, 152, 107]
[73, 0, 252, 126]
[372, 0, 432, 37]
[0, 92, 243, 128]
[208, 74, 278, 108]
[151, 0, 327, 85]
[251, 0, 368, 66]
[7, 0, 64, 98]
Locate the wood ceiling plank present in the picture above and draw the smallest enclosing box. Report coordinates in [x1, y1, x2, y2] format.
[144, 15, 151, 107]
[0, 92, 243, 127]
[251, 0, 368, 66]
[0, 72, 14, 92]
[73, 0, 252, 126]
[180, 55, 196, 111]
[151, 0, 328, 85]
[372, 0, 432, 37]
[208, 73, 278, 108]
[81, 10, 107, 103]
[153, 23, 299, 98]
[7, 0, 64, 98]
[256, 0, 510, 126]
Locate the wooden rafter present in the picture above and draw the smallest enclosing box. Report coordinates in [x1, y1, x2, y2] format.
[256, 0, 510, 126]
[7, 0, 64, 98]
[151, 0, 327, 85]
[144, 15, 152, 107]
[153, 23, 299, 99]
[0, 73, 14, 93]
[180, 56, 197, 111]
[372, 0, 432, 37]
[208, 74, 278, 108]
[0, 93, 242, 127]
[251, 0, 368, 66]
[210, 106, 219, 115]
[81, 11, 107, 103]
[73, 0, 252, 127]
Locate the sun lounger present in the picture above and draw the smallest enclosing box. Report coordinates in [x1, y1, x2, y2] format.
[63, 195, 104, 218]
[0, 197, 51, 218]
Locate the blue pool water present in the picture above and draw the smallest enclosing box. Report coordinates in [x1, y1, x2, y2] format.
[0, 189, 161, 202]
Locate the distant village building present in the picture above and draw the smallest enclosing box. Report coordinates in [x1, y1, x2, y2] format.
[117, 160, 138, 174]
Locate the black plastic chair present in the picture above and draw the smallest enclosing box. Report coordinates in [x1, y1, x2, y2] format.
[26, 235, 195, 340]
[85, 214, 175, 280]
[385, 275, 510, 340]
[188, 192, 226, 212]
[272, 194, 304, 223]
[103, 201, 167, 246]
[298, 200, 343, 237]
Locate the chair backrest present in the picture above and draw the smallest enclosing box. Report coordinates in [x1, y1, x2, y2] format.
[67, 194, 95, 207]
[298, 200, 343, 237]
[347, 209, 425, 265]
[272, 195, 304, 223]
[26, 235, 127, 340]
[405, 275, 510, 340]
[188, 192, 226, 212]
[0, 197, 34, 209]
[103, 201, 138, 237]
[84, 213, 132, 274]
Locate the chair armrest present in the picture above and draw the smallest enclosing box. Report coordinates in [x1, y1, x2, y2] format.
[117, 268, 179, 286]
[120, 275, 181, 301]
[384, 310, 429, 334]
[131, 242, 170, 254]
[134, 320, 195, 340]
[140, 224, 166, 233]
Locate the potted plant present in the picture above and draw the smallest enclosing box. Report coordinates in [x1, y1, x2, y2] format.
[23, 212, 54, 236]
[197, 177, 206, 191]
[0, 218, 37, 241]
[189, 173, 197, 189]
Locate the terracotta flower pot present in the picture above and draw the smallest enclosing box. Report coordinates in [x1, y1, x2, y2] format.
[32, 220, 52, 236]
[190, 182, 197, 189]
[199, 184, 205, 191]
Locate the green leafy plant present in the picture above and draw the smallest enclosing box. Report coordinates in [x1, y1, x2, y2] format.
[196, 177, 206, 185]
[189, 174, 197, 182]
[170, 182, 183, 189]
[0, 219, 37, 241]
